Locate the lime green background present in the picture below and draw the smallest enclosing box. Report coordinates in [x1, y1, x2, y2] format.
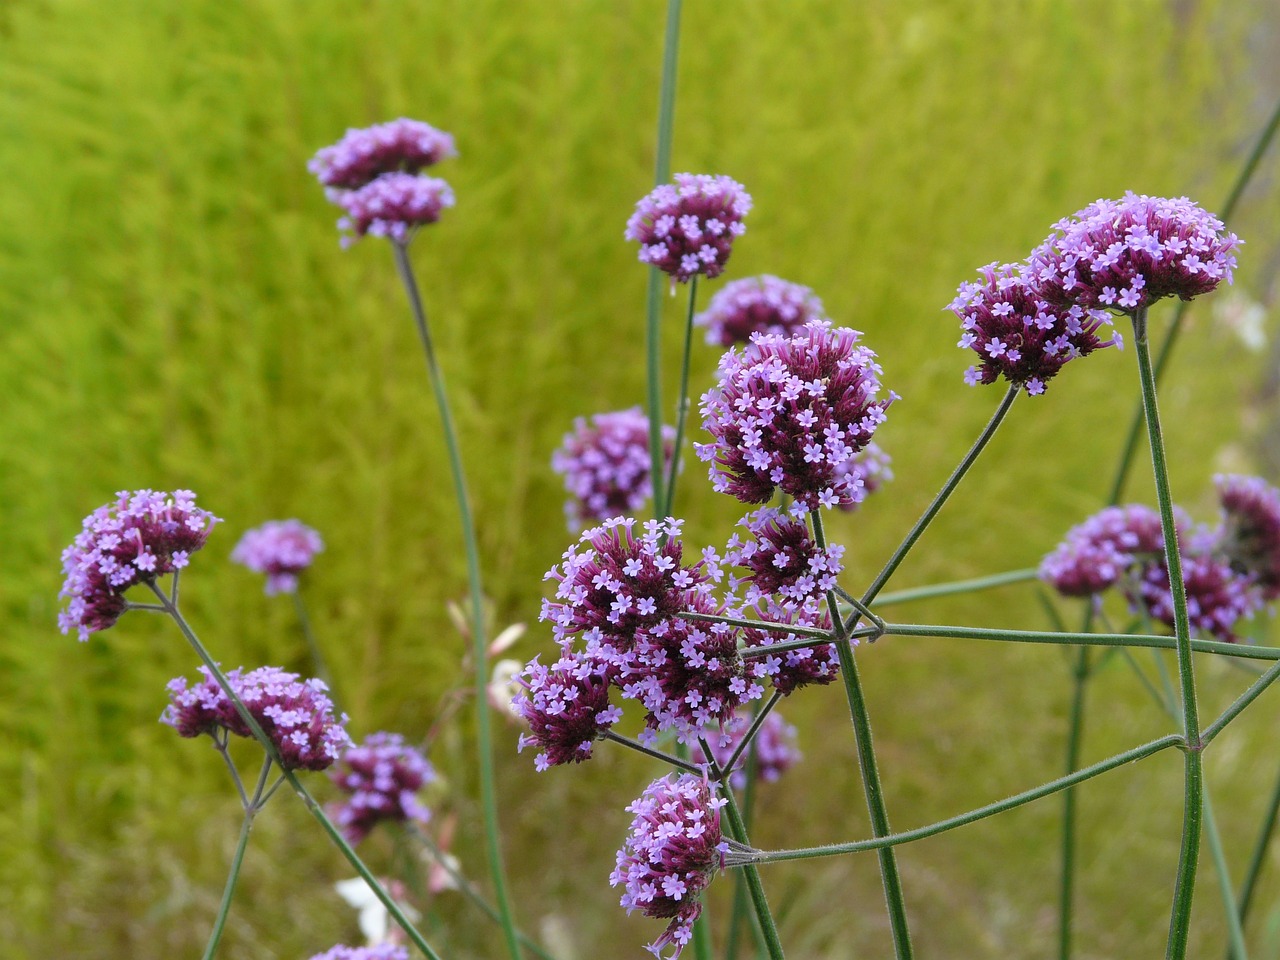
[2, 1, 1279, 957]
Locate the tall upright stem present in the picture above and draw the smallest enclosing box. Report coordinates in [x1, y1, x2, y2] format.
[201, 794, 258, 960]
[661, 276, 698, 518]
[391, 242, 522, 960]
[718, 783, 785, 960]
[1057, 644, 1090, 960]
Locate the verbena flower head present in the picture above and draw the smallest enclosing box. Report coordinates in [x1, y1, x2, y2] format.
[329, 733, 435, 843]
[833, 441, 892, 512]
[691, 709, 801, 790]
[230, 519, 324, 595]
[513, 652, 623, 771]
[58, 489, 219, 641]
[697, 321, 894, 510]
[1040, 504, 1171, 597]
[739, 599, 840, 696]
[551, 408, 675, 531]
[309, 119, 457, 191]
[948, 261, 1119, 395]
[625, 173, 751, 284]
[723, 507, 844, 606]
[336, 172, 454, 246]
[1134, 552, 1262, 644]
[307, 946, 409, 960]
[695, 275, 827, 347]
[1028, 192, 1240, 314]
[1214, 473, 1280, 600]
[610, 774, 728, 959]
[162, 665, 351, 771]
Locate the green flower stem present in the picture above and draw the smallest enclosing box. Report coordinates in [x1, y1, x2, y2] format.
[603, 730, 704, 774]
[1130, 307, 1203, 960]
[645, 0, 683, 524]
[813, 509, 913, 960]
[291, 589, 336, 707]
[722, 691, 782, 779]
[149, 589, 444, 960]
[661, 276, 698, 518]
[1205, 790, 1250, 960]
[1235, 761, 1280, 948]
[201, 798, 256, 960]
[679, 609, 838, 640]
[725, 707, 767, 960]
[1057, 642, 1091, 960]
[881, 621, 1280, 663]
[391, 242, 522, 960]
[717, 781, 785, 960]
[734, 734, 1182, 866]
[873, 569, 1039, 608]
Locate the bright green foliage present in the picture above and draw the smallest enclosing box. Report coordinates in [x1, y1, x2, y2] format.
[1, 1, 1276, 957]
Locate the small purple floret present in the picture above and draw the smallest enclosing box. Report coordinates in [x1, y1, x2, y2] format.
[329, 732, 435, 843]
[230, 519, 324, 595]
[625, 174, 751, 284]
[832, 441, 893, 512]
[695, 275, 827, 347]
[308, 118, 457, 191]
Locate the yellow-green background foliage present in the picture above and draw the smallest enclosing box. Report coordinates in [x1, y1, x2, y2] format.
[3, 1, 1279, 957]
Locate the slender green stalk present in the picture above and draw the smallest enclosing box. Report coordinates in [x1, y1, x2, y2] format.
[1201, 658, 1280, 746]
[291, 589, 336, 706]
[391, 242, 522, 960]
[1130, 307, 1203, 960]
[662, 276, 698, 518]
[873, 569, 1038, 608]
[722, 691, 782, 778]
[201, 756, 272, 960]
[741, 628, 880, 659]
[814, 509, 913, 959]
[733, 734, 1182, 865]
[1235, 761, 1280, 944]
[603, 730, 704, 774]
[680, 609, 836, 640]
[726, 706, 767, 960]
[645, 0, 683, 524]
[1057, 643, 1091, 960]
[1205, 790, 1250, 960]
[718, 782, 785, 959]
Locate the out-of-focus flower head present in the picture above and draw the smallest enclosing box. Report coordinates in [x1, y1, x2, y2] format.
[695, 275, 827, 347]
[513, 652, 623, 771]
[723, 507, 843, 606]
[230, 519, 323, 595]
[309, 119, 457, 192]
[59, 489, 219, 641]
[625, 173, 751, 284]
[1133, 552, 1263, 644]
[1028, 192, 1240, 314]
[552, 408, 675, 531]
[697, 321, 894, 511]
[335, 173, 454, 246]
[609, 774, 728, 959]
[162, 665, 351, 771]
[691, 708, 801, 790]
[948, 261, 1120, 395]
[1040, 504, 1170, 598]
[1214, 474, 1280, 600]
[329, 733, 435, 843]
[306, 946, 410, 960]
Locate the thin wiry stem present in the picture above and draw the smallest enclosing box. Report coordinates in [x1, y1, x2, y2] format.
[662, 276, 698, 518]
[717, 782, 785, 959]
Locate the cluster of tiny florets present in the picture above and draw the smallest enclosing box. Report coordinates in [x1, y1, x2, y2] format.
[833, 441, 893, 512]
[625, 174, 751, 283]
[723, 507, 844, 606]
[1215, 473, 1280, 600]
[609, 774, 728, 959]
[58, 489, 220, 641]
[738, 599, 840, 696]
[513, 652, 623, 771]
[948, 262, 1119, 395]
[328, 732, 435, 843]
[307, 946, 409, 960]
[308, 119, 457, 191]
[551, 408, 675, 531]
[335, 173, 455, 246]
[692, 709, 800, 790]
[162, 665, 351, 771]
[1039, 504, 1171, 597]
[1028, 193, 1240, 314]
[697, 321, 894, 510]
[1134, 552, 1261, 643]
[695, 275, 827, 347]
[230, 519, 324, 595]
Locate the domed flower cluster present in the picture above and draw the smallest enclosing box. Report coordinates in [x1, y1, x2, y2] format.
[231, 519, 324, 595]
[948, 262, 1119, 395]
[162, 665, 351, 771]
[551, 407, 675, 531]
[513, 652, 623, 771]
[329, 732, 436, 843]
[697, 321, 894, 510]
[1028, 193, 1240, 314]
[1040, 486, 1277, 643]
[692, 709, 800, 790]
[310, 118, 456, 246]
[833, 441, 893, 512]
[609, 774, 728, 959]
[695, 275, 827, 347]
[58, 489, 220, 641]
[625, 173, 752, 283]
[723, 507, 844, 607]
[306, 946, 408, 960]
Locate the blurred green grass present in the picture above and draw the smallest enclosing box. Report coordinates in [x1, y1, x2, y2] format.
[2, 1, 1279, 957]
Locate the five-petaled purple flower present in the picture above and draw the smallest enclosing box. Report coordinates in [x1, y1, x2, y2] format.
[329, 732, 435, 843]
[1028, 193, 1240, 314]
[162, 665, 351, 771]
[625, 174, 751, 284]
[552, 408, 676, 531]
[1215, 473, 1280, 600]
[697, 321, 895, 510]
[832, 441, 892, 512]
[58, 489, 220, 641]
[231, 519, 324, 595]
[308, 118, 457, 192]
[513, 652, 623, 771]
[609, 774, 728, 959]
[695, 275, 827, 347]
[691, 708, 801, 790]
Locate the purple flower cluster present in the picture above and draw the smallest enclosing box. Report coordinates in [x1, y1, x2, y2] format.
[308, 119, 457, 191]
[307, 947, 409, 960]
[551, 407, 675, 531]
[58, 489, 220, 641]
[310, 119, 456, 246]
[948, 262, 1119, 395]
[695, 275, 827, 347]
[1215, 474, 1280, 599]
[691, 709, 800, 790]
[513, 652, 623, 771]
[833, 441, 893, 512]
[162, 665, 351, 771]
[1040, 505, 1171, 598]
[329, 732, 435, 843]
[723, 507, 844, 607]
[625, 174, 751, 284]
[609, 774, 728, 959]
[1028, 193, 1240, 314]
[697, 321, 894, 510]
[230, 519, 324, 595]
[739, 600, 840, 695]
